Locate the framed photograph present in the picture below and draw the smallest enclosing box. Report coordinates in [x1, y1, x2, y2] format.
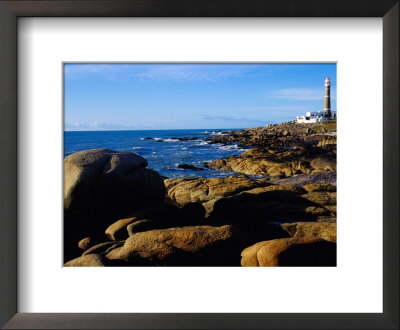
[0, 1, 398, 329]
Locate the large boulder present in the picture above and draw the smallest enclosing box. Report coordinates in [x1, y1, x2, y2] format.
[106, 225, 250, 266]
[241, 237, 336, 267]
[64, 149, 166, 261]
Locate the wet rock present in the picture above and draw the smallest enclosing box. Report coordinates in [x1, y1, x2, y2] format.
[178, 164, 204, 171]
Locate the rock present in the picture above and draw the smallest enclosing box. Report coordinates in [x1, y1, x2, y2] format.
[281, 221, 337, 242]
[302, 191, 336, 207]
[106, 225, 250, 266]
[64, 254, 106, 267]
[206, 185, 332, 225]
[180, 202, 206, 224]
[310, 155, 336, 172]
[317, 137, 336, 147]
[164, 177, 270, 206]
[78, 237, 91, 251]
[64, 149, 166, 261]
[205, 121, 336, 149]
[302, 183, 336, 192]
[205, 145, 336, 177]
[274, 171, 336, 186]
[241, 237, 336, 266]
[105, 217, 139, 241]
[177, 164, 204, 171]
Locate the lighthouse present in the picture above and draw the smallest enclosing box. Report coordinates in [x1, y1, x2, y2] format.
[296, 77, 336, 123]
[324, 77, 331, 117]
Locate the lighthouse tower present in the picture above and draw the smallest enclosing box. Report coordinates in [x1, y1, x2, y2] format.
[324, 77, 331, 118]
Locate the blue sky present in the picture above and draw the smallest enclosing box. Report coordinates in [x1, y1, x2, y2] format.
[64, 63, 336, 131]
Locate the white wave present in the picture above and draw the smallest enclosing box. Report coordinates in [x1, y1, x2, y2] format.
[154, 137, 163, 141]
[163, 138, 180, 142]
[218, 144, 240, 151]
[132, 147, 141, 150]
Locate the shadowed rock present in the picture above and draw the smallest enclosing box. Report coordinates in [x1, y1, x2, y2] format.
[64, 148, 166, 262]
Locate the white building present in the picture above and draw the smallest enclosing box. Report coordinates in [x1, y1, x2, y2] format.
[296, 110, 336, 124]
[296, 77, 336, 124]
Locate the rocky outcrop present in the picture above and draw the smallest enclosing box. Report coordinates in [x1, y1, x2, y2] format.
[164, 176, 270, 206]
[241, 237, 336, 267]
[106, 225, 250, 266]
[205, 146, 336, 177]
[64, 149, 166, 261]
[203, 182, 335, 225]
[206, 121, 336, 149]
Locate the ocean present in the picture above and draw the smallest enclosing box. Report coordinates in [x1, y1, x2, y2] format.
[64, 129, 250, 178]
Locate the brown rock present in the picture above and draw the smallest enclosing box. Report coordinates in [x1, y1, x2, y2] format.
[64, 149, 166, 261]
[105, 217, 138, 241]
[241, 237, 336, 267]
[302, 183, 336, 192]
[64, 254, 106, 267]
[281, 222, 337, 243]
[206, 146, 335, 177]
[164, 176, 270, 206]
[78, 237, 91, 251]
[106, 225, 250, 266]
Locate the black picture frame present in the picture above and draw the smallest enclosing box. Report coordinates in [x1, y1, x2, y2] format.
[0, 1, 398, 329]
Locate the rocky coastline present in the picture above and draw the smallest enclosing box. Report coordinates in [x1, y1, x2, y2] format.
[64, 120, 337, 267]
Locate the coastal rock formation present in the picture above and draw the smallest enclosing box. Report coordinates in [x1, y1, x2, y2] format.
[106, 225, 250, 266]
[205, 145, 336, 177]
[64, 149, 166, 261]
[241, 237, 336, 267]
[203, 182, 336, 225]
[64, 119, 337, 266]
[164, 176, 270, 206]
[206, 121, 336, 149]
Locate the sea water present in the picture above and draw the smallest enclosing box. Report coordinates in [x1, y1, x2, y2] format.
[64, 129, 249, 178]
